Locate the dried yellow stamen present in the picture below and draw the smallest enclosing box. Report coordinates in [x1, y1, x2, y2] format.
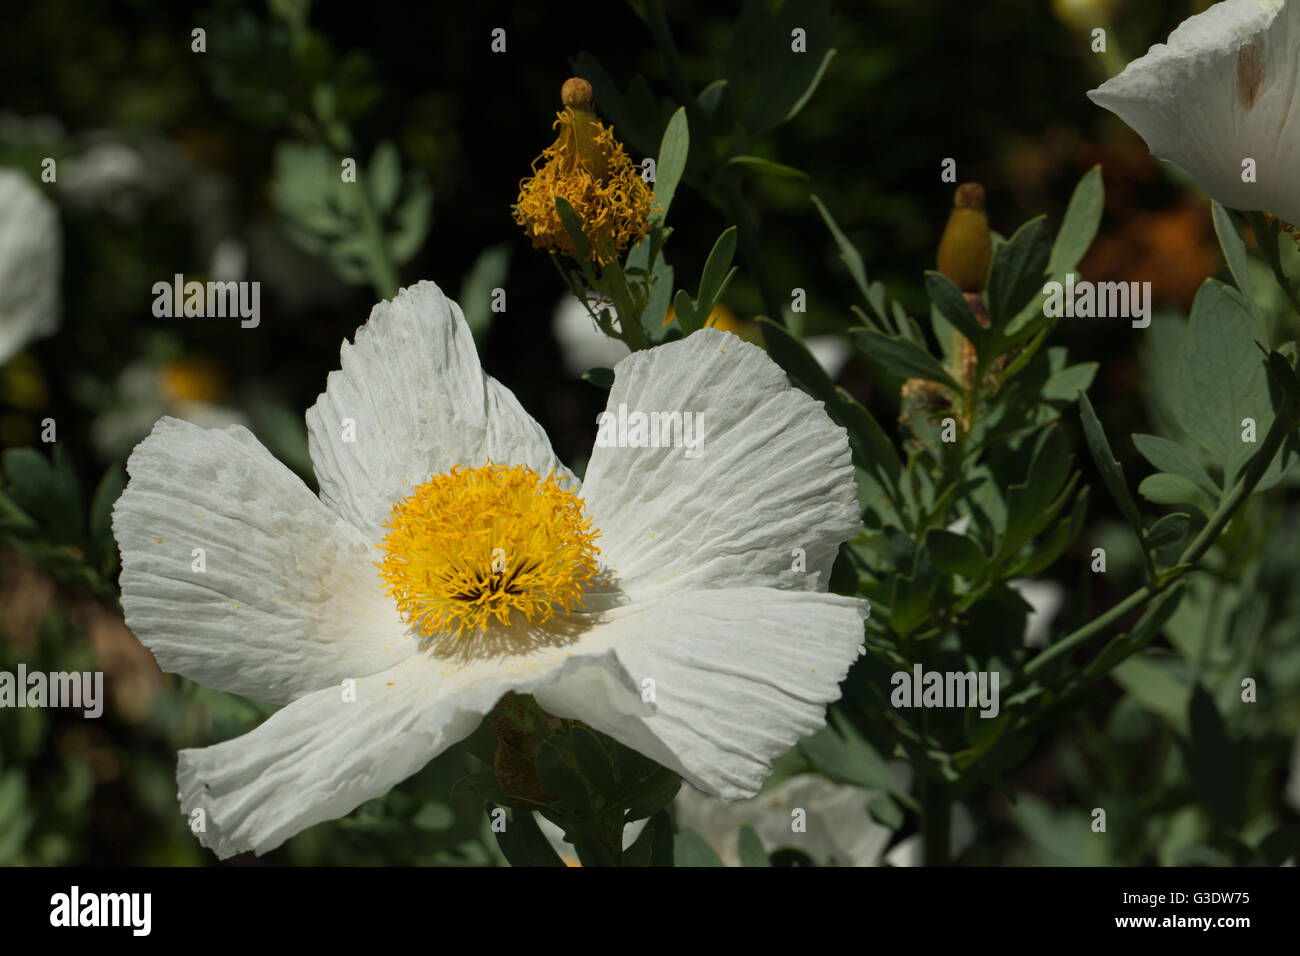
[377, 462, 600, 657]
[513, 82, 654, 267]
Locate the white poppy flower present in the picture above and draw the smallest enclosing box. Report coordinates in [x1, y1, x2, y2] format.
[112, 280, 869, 859]
[1087, 0, 1300, 223]
[0, 169, 61, 365]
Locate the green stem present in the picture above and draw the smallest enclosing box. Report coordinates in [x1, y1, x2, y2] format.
[1023, 407, 1294, 681]
[920, 772, 951, 867]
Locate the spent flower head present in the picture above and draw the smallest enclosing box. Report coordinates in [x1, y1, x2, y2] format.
[513, 78, 654, 267]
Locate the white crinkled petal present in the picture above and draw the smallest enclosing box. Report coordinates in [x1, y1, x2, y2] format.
[1088, 0, 1300, 223]
[534, 587, 869, 801]
[179, 643, 635, 859]
[306, 280, 572, 541]
[112, 417, 414, 704]
[579, 328, 859, 599]
[0, 169, 61, 364]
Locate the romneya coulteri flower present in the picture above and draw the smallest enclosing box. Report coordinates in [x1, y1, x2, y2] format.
[112, 280, 870, 858]
[1088, 0, 1300, 225]
[0, 169, 61, 365]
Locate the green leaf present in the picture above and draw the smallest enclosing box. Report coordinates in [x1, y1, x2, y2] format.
[834, 387, 902, 493]
[926, 528, 986, 578]
[534, 741, 590, 811]
[1138, 473, 1215, 516]
[759, 316, 835, 401]
[1131, 434, 1218, 498]
[368, 140, 401, 216]
[1174, 280, 1273, 487]
[1211, 201, 1254, 306]
[697, 226, 738, 316]
[1145, 512, 1191, 551]
[987, 216, 1051, 327]
[725, 0, 836, 135]
[810, 194, 871, 305]
[493, 806, 567, 867]
[1048, 165, 1104, 276]
[726, 155, 809, 179]
[1076, 390, 1145, 539]
[580, 367, 614, 389]
[851, 328, 961, 391]
[1111, 651, 1192, 735]
[673, 828, 724, 867]
[571, 727, 618, 800]
[998, 426, 1074, 562]
[652, 107, 688, 222]
[673, 288, 700, 334]
[924, 270, 985, 350]
[1040, 362, 1098, 403]
[88, 463, 126, 542]
[737, 825, 771, 867]
[554, 196, 590, 262]
[458, 243, 511, 345]
[867, 793, 904, 831]
[1008, 485, 1089, 578]
[620, 767, 681, 823]
[623, 810, 674, 866]
[798, 713, 910, 803]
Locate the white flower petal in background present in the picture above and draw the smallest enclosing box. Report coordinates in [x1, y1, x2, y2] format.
[115, 279, 870, 857]
[675, 772, 898, 866]
[805, 334, 851, 381]
[882, 803, 976, 866]
[552, 291, 629, 377]
[1008, 578, 1066, 648]
[0, 169, 61, 365]
[535, 812, 648, 866]
[1088, 0, 1300, 223]
[91, 358, 248, 461]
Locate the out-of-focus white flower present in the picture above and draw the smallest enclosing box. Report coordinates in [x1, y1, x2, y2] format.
[1009, 578, 1066, 649]
[91, 358, 247, 462]
[1088, 0, 1300, 223]
[882, 803, 976, 866]
[551, 292, 630, 377]
[676, 772, 901, 866]
[534, 812, 648, 866]
[805, 335, 851, 382]
[0, 170, 61, 364]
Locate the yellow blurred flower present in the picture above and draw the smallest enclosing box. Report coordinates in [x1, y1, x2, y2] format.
[156, 357, 225, 405]
[513, 78, 653, 268]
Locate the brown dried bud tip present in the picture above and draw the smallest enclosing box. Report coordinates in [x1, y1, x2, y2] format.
[561, 77, 593, 110]
[953, 182, 986, 210]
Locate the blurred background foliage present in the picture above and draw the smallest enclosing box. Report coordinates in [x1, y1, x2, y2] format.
[0, 0, 1296, 865]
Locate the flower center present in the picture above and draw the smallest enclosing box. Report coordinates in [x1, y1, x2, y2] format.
[376, 462, 600, 656]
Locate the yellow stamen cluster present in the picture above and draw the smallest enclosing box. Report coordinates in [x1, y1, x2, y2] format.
[377, 463, 600, 657]
[513, 107, 653, 267]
